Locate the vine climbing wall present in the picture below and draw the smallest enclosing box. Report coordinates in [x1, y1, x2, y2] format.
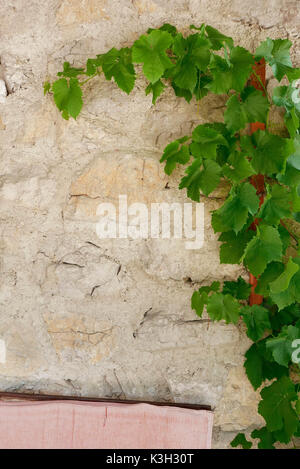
[0, 0, 299, 448]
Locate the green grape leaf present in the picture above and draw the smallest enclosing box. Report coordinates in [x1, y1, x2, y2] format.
[179, 158, 221, 201]
[285, 108, 300, 138]
[191, 291, 208, 317]
[273, 85, 300, 137]
[222, 151, 255, 183]
[213, 182, 259, 234]
[266, 324, 300, 367]
[190, 125, 228, 159]
[85, 56, 102, 76]
[194, 73, 211, 100]
[270, 304, 300, 332]
[208, 55, 233, 94]
[160, 138, 190, 175]
[229, 46, 254, 91]
[208, 47, 253, 94]
[224, 94, 247, 132]
[196, 159, 222, 196]
[286, 67, 300, 82]
[222, 276, 251, 300]
[171, 82, 193, 102]
[255, 262, 285, 296]
[241, 305, 271, 342]
[172, 59, 198, 93]
[132, 30, 173, 83]
[218, 230, 255, 264]
[273, 84, 300, 112]
[190, 24, 206, 35]
[101, 48, 136, 94]
[280, 139, 300, 189]
[258, 376, 298, 441]
[251, 427, 276, 449]
[292, 185, 300, 214]
[277, 164, 300, 188]
[57, 61, 85, 78]
[43, 81, 51, 95]
[52, 77, 83, 120]
[270, 258, 300, 310]
[256, 38, 293, 81]
[198, 281, 221, 295]
[287, 135, 300, 171]
[293, 212, 300, 222]
[205, 25, 233, 50]
[278, 225, 291, 255]
[270, 257, 299, 294]
[258, 184, 292, 225]
[172, 34, 211, 92]
[206, 292, 240, 324]
[179, 157, 203, 201]
[244, 344, 269, 391]
[191, 281, 220, 317]
[272, 85, 291, 108]
[244, 341, 288, 390]
[269, 39, 293, 81]
[184, 35, 212, 71]
[224, 88, 269, 134]
[145, 79, 165, 104]
[230, 433, 252, 449]
[295, 422, 300, 438]
[243, 225, 283, 277]
[241, 87, 270, 124]
[241, 130, 294, 176]
[147, 23, 178, 37]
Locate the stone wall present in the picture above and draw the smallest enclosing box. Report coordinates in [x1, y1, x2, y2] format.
[0, 0, 299, 448]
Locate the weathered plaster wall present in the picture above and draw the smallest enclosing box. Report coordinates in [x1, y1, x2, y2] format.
[0, 0, 299, 448]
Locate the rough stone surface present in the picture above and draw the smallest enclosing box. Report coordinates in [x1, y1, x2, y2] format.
[0, 0, 299, 448]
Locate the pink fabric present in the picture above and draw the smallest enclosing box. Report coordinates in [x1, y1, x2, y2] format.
[0, 400, 213, 449]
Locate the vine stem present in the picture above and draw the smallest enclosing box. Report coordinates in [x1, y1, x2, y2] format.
[249, 61, 273, 134]
[251, 68, 269, 101]
[79, 70, 101, 86]
[248, 60, 267, 307]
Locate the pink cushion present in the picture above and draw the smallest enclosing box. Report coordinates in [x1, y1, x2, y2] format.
[0, 400, 213, 449]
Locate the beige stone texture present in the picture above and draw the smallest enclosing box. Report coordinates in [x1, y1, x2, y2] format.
[0, 0, 299, 448]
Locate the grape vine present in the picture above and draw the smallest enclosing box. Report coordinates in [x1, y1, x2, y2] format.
[45, 23, 300, 449]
